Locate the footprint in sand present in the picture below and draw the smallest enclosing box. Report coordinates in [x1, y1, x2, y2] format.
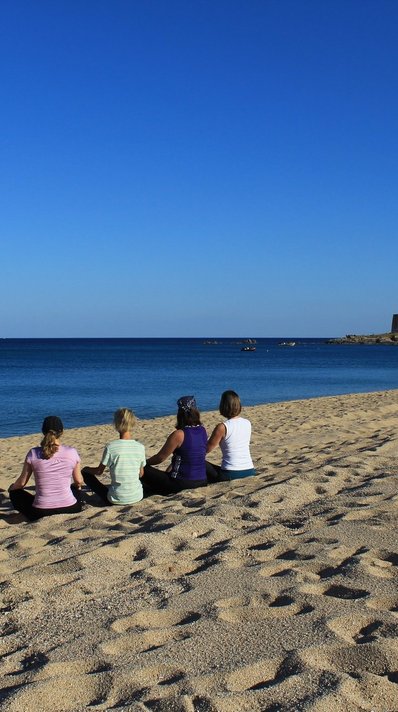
[302, 639, 398, 691]
[324, 584, 370, 600]
[366, 596, 398, 615]
[299, 581, 370, 602]
[315, 550, 362, 580]
[375, 550, 398, 566]
[247, 540, 276, 563]
[258, 560, 304, 579]
[278, 516, 307, 531]
[359, 548, 398, 580]
[327, 613, 398, 647]
[47, 556, 83, 574]
[269, 565, 298, 579]
[215, 592, 303, 623]
[225, 652, 302, 693]
[111, 607, 201, 633]
[0, 670, 114, 712]
[277, 549, 315, 562]
[101, 626, 190, 656]
[343, 508, 377, 522]
[146, 558, 199, 579]
[104, 665, 188, 709]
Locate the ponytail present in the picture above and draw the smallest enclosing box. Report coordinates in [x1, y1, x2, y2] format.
[41, 430, 60, 459]
[40, 416, 64, 459]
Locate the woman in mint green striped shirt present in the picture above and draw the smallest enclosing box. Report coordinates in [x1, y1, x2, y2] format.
[82, 408, 145, 505]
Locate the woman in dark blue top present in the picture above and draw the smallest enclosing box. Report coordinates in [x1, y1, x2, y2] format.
[141, 396, 208, 496]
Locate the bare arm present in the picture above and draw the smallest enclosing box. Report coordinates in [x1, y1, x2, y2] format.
[8, 459, 33, 491]
[72, 463, 85, 489]
[206, 423, 226, 454]
[83, 463, 106, 476]
[146, 430, 184, 466]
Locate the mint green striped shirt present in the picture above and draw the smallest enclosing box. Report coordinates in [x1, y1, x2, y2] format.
[101, 439, 145, 504]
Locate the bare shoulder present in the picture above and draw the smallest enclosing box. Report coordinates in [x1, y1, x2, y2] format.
[170, 429, 185, 444]
[215, 422, 227, 435]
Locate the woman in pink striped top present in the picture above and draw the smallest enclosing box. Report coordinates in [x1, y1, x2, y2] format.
[8, 416, 84, 522]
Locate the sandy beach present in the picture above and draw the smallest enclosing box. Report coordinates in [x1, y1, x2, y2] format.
[1, 390, 398, 711]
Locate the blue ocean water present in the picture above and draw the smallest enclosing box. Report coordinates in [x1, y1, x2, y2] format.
[1, 338, 398, 438]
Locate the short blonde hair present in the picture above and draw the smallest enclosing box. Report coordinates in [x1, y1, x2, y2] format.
[113, 407, 135, 433]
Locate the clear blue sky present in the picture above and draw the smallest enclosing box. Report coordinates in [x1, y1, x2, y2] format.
[1, 0, 397, 337]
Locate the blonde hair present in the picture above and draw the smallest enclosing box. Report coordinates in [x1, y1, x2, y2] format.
[41, 432, 60, 459]
[113, 407, 135, 434]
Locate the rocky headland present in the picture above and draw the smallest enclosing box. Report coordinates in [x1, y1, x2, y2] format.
[327, 332, 398, 344]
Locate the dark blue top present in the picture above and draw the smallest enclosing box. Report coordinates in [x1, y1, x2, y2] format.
[173, 425, 207, 481]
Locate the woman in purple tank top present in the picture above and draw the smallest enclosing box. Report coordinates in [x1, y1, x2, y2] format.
[141, 396, 208, 496]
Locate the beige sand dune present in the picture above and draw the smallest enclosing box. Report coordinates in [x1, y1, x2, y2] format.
[0, 390, 398, 711]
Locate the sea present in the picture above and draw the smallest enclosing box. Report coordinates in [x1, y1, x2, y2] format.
[1, 337, 398, 438]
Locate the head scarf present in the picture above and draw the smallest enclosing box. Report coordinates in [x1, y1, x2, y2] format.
[177, 395, 197, 412]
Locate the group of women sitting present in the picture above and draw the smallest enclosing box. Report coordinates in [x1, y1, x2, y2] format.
[8, 390, 255, 522]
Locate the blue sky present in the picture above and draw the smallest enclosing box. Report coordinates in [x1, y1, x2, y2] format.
[1, 0, 397, 337]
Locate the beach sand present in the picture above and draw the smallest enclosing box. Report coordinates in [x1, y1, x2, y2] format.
[1, 390, 398, 711]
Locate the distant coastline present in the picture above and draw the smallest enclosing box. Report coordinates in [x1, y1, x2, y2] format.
[327, 332, 398, 345]
[3, 337, 398, 438]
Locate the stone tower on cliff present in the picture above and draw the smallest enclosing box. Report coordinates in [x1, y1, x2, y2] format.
[391, 315, 398, 333]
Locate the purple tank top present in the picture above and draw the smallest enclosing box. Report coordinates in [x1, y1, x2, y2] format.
[174, 426, 207, 481]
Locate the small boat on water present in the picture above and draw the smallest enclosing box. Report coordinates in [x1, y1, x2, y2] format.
[241, 346, 256, 352]
[278, 341, 296, 347]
